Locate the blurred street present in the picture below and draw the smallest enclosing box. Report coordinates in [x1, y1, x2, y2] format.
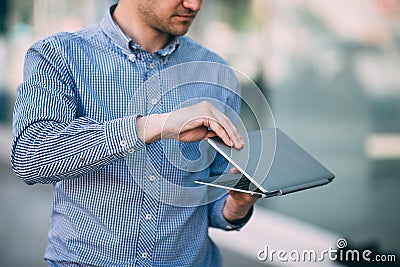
[0, 132, 52, 266]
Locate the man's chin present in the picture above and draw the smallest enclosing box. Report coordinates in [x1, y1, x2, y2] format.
[170, 25, 192, 36]
[164, 20, 194, 36]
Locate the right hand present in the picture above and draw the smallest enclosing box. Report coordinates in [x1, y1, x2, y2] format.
[136, 101, 244, 149]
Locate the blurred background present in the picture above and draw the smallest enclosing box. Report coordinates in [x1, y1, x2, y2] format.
[1, 0, 400, 266]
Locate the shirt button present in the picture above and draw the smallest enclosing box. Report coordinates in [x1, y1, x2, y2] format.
[142, 252, 148, 259]
[145, 214, 152, 220]
[151, 98, 158, 105]
[80, 157, 85, 162]
[128, 148, 135, 154]
[128, 54, 136, 61]
[149, 175, 156, 182]
[120, 140, 127, 147]
[129, 40, 137, 51]
[119, 140, 128, 146]
[226, 225, 233, 230]
[149, 62, 155, 69]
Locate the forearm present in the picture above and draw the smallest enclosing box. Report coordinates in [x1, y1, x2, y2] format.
[136, 113, 167, 144]
[136, 102, 244, 148]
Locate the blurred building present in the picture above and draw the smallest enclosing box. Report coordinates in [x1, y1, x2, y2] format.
[0, 0, 113, 122]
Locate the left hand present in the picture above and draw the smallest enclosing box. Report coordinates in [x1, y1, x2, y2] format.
[223, 168, 259, 223]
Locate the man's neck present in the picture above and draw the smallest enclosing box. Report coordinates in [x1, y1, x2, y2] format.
[113, 2, 171, 53]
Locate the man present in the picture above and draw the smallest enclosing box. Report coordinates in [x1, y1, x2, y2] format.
[12, 0, 257, 266]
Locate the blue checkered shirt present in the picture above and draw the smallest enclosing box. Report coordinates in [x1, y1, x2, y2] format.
[11, 4, 251, 267]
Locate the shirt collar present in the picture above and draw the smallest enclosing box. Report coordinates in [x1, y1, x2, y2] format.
[100, 4, 180, 57]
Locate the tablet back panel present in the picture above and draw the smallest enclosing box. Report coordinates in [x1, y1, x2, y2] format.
[263, 129, 334, 191]
[208, 128, 335, 192]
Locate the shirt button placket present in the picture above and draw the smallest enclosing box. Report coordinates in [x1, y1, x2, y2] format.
[137, 63, 162, 265]
[137, 168, 160, 265]
[146, 62, 161, 115]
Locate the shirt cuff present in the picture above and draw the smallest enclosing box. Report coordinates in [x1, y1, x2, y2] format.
[104, 114, 146, 156]
[210, 194, 254, 231]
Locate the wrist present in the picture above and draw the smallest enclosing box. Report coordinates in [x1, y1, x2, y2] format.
[223, 196, 253, 223]
[136, 114, 167, 144]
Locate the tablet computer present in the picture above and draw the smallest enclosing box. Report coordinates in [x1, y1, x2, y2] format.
[195, 128, 335, 198]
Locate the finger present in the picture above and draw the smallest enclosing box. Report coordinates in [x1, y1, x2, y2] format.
[230, 167, 240, 174]
[206, 118, 234, 147]
[204, 130, 217, 139]
[228, 190, 259, 202]
[209, 109, 244, 149]
[195, 102, 243, 148]
[178, 126, 209, 142]
[218, 113, 244, 148]
[207, 116, 243, 149]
